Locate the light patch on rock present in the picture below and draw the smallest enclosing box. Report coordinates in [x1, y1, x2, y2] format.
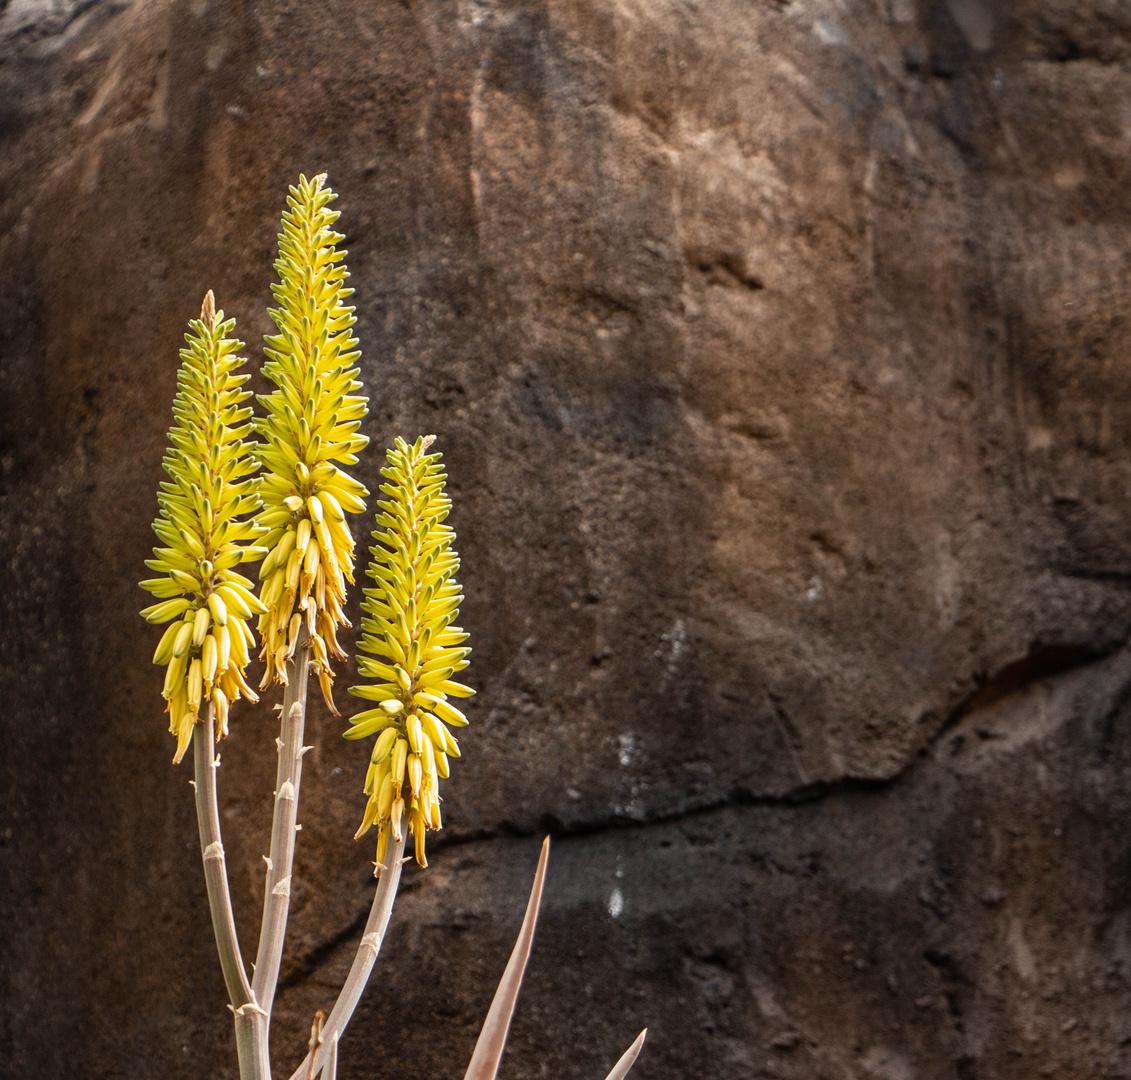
[608, 887, 624, 919]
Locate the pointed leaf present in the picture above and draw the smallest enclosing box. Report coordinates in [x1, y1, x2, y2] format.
[603, 1029, 647, 1080]
[462, 836, 550, 1080]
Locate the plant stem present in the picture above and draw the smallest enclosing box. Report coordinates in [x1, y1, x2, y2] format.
[193, 708, 254, 1009]
[194, 708, 267, 1080]
[234, 1004, 269, 1080]
[253, 639, 313, 1038]
[286, 833, 407, 1080]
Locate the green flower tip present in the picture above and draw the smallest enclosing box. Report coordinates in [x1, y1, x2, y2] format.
[254, 173, 371, 712]
[346, 435, 473, 871]
[140, 291, 268, 763]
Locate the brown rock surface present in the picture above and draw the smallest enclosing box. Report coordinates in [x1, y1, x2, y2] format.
[3, 0, 1131, 1076]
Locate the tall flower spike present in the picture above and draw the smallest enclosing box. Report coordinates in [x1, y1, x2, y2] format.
[141, 292, 269, 763]
[255, 173, 370, 711]
[346, 436, 474, 871]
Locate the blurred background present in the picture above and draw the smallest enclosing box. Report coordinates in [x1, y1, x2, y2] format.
[3, 0, 1131, 1077]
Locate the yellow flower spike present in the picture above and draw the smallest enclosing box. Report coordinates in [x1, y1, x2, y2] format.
[141, 291, 266, 763]
[253, 173, 370, 708]
[346, 435, 473, 871]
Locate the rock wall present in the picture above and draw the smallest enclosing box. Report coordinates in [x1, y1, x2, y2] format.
[3, 0, 1131, 1077]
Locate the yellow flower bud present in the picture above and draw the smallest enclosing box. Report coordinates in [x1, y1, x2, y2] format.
[407, 753, 423, 798]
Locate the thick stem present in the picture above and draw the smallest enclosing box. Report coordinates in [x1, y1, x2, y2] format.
[253, 640, 312, 1022]
[193, 710, 266, 1080]
[286, 834, 407, 1080]
[193, 711, 254, 1009]
[234, 1003, 269, 1080]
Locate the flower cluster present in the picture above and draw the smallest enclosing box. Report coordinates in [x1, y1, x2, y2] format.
[346, 436, 473, 869]
[140, 293, 267, 762]
[254, 173, 370, 710]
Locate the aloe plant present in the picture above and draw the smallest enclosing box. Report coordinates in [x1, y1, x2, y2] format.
[141, 174, 647, 1080]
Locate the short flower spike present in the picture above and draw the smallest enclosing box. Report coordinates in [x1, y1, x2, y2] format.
[141, 292, 268, 763]
[346, 436, 473, 870]
[255, 173, 370, 710]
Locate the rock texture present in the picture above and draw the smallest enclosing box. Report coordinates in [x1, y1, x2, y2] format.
[3, 0, 1131, 1077]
